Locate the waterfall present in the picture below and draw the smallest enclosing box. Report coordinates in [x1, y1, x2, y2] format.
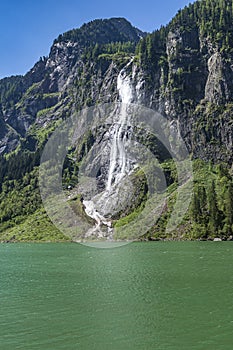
[106, 63, 133, 191]
[83, 200, 111, 227]
[83, 197, 113, 239]
[83, 60, 134, 238]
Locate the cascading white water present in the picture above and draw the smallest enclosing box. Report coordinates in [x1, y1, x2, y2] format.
[83, 199, 111, 227]
[83, 60, 134, 238]
[106, 63, 133, 191]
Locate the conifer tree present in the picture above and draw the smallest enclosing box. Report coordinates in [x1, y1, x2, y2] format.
[208, 180, 221, 234]
[192, 189, 201, 223]
[224, 181, 233, 234]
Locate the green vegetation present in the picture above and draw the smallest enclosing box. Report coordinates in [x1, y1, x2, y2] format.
[36, 106, 56, 118]
[0, 208, 70, 242]
[0, 75, 26, 109]
[136, 0, 233, 79]
[110, 159, 231, 241]
[0, 169, 41, 229]
[171, 0, 233, 51]
[142, 160, 233, 241]
[68, 195, 94, 225]
[136, 27, 167, 73]
[189, 161, 233, 239]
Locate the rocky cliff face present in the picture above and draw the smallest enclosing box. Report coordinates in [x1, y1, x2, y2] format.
[136, 26, 233, 163]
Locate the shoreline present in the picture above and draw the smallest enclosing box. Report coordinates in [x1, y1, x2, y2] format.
[1, 237, 232, 244]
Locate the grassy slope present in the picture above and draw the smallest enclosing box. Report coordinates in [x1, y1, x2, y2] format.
[0, 159, 231, 242]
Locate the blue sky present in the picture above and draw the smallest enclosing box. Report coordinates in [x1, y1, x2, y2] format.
[0, 0, 195, 79]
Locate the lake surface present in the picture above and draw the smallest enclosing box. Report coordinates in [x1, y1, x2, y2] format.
[0, 242, 233, 349]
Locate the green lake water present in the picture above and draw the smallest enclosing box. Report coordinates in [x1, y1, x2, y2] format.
[0, 242, 233, 349]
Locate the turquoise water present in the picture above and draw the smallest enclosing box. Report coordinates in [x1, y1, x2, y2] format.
[0, 242, 233, 349]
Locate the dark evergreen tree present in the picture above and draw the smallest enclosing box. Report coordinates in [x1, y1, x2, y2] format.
[224, 181, 233, 235]
[207, 180, 221, 234]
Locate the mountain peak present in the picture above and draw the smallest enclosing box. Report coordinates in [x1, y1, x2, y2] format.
[54, 17, 146, 47]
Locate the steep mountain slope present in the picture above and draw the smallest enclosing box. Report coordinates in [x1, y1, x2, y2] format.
[0, 18, 145, 155]
[0, 1, 233, 242]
